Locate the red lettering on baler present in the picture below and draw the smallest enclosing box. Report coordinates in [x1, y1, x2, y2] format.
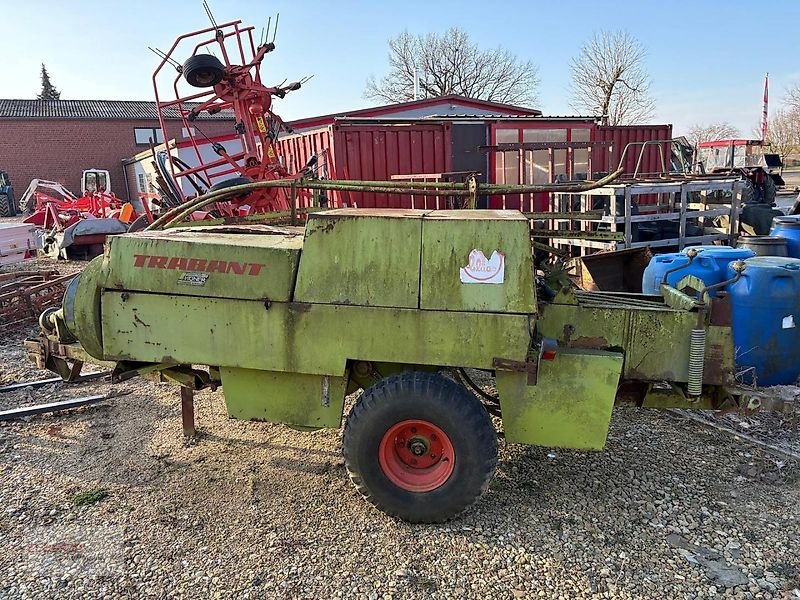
[186, 258, 207, 271]
[247, 263, 265, 276]
[206, 260, 228, 273]
[132, 255, 266, 276]
[148, 256, 169, 269]
[226, 261, 246, 275]
[167, 257, 188, 270]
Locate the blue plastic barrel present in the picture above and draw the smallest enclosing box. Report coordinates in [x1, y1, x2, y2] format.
[641, 246, 754, 295]
[642, 253, 687, 295]
[770, 216, 800, 258]
[727, 256, 800, 386]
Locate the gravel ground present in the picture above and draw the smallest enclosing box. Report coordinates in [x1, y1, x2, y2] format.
[0, 324, 798, 600]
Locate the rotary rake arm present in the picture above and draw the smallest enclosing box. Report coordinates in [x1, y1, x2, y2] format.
[151, 8, 308, 215]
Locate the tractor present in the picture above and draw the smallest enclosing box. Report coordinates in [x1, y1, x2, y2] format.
[693, 139, 785, 233]
[0, 170, 17, 217]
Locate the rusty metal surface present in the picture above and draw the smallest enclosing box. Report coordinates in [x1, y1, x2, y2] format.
[577, 247, 653, 293]
[181, 386, 196, 437]
[594, 125, 673, 177]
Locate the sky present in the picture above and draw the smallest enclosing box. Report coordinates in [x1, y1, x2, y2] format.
[1, 0, 798, 136]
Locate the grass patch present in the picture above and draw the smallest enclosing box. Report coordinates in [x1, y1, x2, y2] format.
[71, 488, 109, 506]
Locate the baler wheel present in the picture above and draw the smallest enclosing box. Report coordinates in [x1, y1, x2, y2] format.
[342, 371, 497, 523]
[183, 54, 225, 88]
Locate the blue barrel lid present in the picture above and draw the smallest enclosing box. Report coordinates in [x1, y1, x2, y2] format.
[740, 256, 800, 271]
[772, 215, 800, 228]
[681, 245, 755, 257]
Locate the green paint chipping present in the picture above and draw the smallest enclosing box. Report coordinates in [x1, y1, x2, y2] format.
[295, 209, 426, 308]
[71, 488, 109, 506]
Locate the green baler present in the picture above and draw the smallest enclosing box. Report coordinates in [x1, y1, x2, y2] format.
[27, 209, 773, 522]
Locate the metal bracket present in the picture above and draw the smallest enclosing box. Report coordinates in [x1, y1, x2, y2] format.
[492, 357, 539, 385]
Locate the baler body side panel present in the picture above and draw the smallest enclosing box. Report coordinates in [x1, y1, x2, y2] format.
[100, 292, 531, 374]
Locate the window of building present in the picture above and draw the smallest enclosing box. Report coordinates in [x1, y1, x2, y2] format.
[134, 127, 164, 145]
[182, 127, 196, 138]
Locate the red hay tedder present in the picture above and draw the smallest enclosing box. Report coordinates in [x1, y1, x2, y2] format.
[19, 176, 137, 259]
[19, 6, 312, 260]
[150, 3, 311, 217]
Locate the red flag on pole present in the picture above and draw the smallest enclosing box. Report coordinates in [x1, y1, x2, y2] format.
[761, 72, 769, 141]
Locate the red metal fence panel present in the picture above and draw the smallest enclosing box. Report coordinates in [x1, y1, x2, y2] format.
[333, 123, 452, 208]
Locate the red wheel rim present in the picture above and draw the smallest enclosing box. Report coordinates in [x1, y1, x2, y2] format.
[378, 419, 455, 492]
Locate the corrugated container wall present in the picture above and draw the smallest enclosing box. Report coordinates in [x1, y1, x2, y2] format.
[594, 125, 673, 177]
[277, 120, 672, 210]
[277, 123, 451, 209]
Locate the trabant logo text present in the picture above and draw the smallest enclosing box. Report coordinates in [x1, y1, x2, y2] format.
[133, 254, 265, 276]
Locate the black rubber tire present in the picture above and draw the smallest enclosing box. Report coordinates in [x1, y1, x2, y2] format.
[127, 214, 150, 232]
[207, 176, 252, 193]
[763, 176, 777, 205]
[183, 54, 225, 88]
[342, 371, 498, 523]
[207, 176, 253, 199]
[0, 193, 12, 217]
[740, 178, 756, 205]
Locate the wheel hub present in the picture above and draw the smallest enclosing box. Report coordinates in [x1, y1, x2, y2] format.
[379, 420, 455, 492]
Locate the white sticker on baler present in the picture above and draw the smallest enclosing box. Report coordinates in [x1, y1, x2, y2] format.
[460, 249, 505, 284]
[782, 315, 795, 329]
[177, 272, 210, 286]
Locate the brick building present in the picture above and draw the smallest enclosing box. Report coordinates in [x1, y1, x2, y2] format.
[0, 100, 234, 202]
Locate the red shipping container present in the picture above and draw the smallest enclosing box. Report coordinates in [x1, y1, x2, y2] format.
[277, 122, 452, 209]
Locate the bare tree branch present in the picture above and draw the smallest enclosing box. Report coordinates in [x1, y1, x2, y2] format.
[685, 122, 741, 148]
[763, 109, 800, 163]
[364, 28, 540, 107]
[787, 82, 800, 113]
[568, 30, 654, 125]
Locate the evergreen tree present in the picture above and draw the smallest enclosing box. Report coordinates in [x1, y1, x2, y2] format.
[37, 64, 61, 100]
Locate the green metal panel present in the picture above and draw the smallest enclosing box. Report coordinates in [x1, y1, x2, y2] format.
[294, 209, 427, 308]
[536, 301, 696, 382]
[420, 211, 536, 313]
[100, 292, 531, 374]
[105, 226, 303, 301]
[220, 367, 347, 428]
[626, 310, 694, 381]
[496, 349, 623, 449]
[65, 255, 105, 360]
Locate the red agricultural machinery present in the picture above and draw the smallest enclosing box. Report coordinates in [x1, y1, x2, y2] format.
[18, 178, 140, 260]
[150, 3, 311, 217]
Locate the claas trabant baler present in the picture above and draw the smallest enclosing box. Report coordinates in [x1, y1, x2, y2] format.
[26, 209, 784, 522]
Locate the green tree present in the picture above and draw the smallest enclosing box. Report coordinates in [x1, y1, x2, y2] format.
[37, 64, 61, 100]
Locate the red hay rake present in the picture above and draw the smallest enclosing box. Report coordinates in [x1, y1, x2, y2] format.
[150, 4, 311, 215]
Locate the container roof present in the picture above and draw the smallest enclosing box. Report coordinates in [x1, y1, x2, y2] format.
[288, 94, 542, 130]
[0, 99, 235, 121]
[329, 114, 600, 126]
